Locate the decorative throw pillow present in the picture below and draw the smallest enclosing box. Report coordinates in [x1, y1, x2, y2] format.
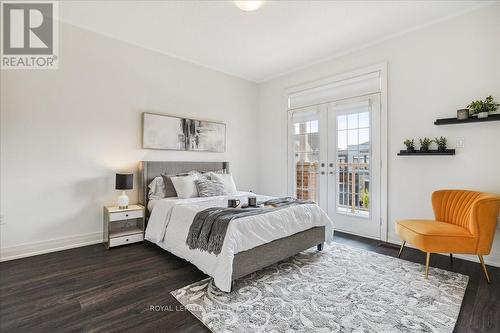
[196, 178, 225, 197]
[170, 174, 200, 199]
[208, 173, 237, 194]
[148, 176, 167, 200]
[161, 174, 180, 197]
[161, 170, 201, 197]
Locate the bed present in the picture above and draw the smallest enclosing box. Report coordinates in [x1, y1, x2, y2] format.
[139, 161, 333, 292]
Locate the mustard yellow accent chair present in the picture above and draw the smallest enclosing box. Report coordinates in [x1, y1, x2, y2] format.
[396, 190, 500, 283]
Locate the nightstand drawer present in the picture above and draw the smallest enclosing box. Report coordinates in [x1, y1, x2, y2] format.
[109, 210, 143, 222]
[109, 233, 144, 247]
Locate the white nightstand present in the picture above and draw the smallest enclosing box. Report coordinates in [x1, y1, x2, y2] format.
[103, 205, 145, 249]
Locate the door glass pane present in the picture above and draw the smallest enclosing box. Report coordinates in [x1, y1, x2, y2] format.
[347, 113, 358, 129]
[336, 110, 370, 217]
[359, 112, 370, 128]
[337, 115, 347, 130]
[293, 119, 319, 202]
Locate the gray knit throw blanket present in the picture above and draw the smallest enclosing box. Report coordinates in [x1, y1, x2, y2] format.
[186, 197, 314, 255]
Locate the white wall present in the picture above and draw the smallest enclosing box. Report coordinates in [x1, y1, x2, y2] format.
[0, 22, 259, 260]
[257, 6, 500, 265]
[2, 5, 499, 266]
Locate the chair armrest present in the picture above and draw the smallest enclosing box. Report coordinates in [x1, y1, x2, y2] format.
[472, 196, 500, 255]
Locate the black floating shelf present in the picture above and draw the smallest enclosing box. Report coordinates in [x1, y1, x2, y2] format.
[434, 113, 500, 125]
[397, 149, 455, 156]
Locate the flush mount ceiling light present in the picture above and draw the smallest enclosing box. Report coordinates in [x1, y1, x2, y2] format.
[234, 1, 264, 12]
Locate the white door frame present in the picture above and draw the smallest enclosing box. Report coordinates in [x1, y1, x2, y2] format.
[285, 63, 388, 241]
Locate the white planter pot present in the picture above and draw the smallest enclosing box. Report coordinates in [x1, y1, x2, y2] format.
[477, 112, 489, 119]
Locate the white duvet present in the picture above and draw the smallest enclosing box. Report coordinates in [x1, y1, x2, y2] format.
[145, 192, 333, 292]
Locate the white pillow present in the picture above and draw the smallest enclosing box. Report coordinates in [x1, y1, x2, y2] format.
[148, 176, 166, 200]
[170, 174, 199, 199]
[209, 173, 237, 194]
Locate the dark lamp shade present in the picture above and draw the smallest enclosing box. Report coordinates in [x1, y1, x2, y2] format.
[115, 173, 133, 190]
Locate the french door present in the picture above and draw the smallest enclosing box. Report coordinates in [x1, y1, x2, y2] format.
[289, 94, 381, 239]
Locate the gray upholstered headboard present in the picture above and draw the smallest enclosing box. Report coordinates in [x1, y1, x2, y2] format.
[138, 161, 229, 210]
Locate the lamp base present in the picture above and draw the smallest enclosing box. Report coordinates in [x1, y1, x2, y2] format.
[118, 191, 129, 209]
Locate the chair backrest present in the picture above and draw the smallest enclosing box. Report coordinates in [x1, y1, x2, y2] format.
[432, 190, 500, 254]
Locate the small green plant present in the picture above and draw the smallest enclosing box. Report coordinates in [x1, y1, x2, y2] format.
[360, 188, 370, 209]
[419, 137, 432, 152]
[467, 95, 499, 115]
[403, 139, 415, 152]
[435, 136, 447, 151]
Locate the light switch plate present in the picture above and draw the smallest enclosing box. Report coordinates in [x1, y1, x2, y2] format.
[456, 137, 465, 148]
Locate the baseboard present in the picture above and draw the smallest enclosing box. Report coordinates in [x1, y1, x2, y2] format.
[0, 232, 103, 262]
[3, 230, 499, 268]
[386, 236, 500, 268]
[334, 228, 381, 242]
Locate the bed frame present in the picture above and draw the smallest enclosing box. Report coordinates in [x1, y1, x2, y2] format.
[138, 161, 325, 287]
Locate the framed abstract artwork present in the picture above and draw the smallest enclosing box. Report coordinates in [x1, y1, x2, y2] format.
[142, 112, 226, 152]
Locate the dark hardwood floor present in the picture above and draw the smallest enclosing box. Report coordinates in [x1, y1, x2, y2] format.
[1, 232, 499, 333]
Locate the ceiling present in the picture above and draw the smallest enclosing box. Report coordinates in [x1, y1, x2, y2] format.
[59, 1, 489, 82]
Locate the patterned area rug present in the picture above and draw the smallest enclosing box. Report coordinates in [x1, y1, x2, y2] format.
[171, 243, 468, 332]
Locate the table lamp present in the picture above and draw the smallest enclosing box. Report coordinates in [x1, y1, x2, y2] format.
[116, 173, 133, 209]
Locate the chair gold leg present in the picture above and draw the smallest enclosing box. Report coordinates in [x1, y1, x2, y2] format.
[398, 241, 406, 258]
[478, 255, 491, 284]
[425, 252, 431, 279]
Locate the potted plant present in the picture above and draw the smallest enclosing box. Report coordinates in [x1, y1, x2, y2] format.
[457, 109, 469, 120]
[467, 95, 500, 119]
[360, 188, 369, 209]
[419, 137, 432, 152]
[403, 139, 415, 152]
[435, 136, 447, 152]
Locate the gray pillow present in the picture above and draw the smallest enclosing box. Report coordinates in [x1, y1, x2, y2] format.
[161, 174, 180, 197]
[210, 169, 226, 175]
[161, 171, 201, 197]
[195, 178, 225, 197]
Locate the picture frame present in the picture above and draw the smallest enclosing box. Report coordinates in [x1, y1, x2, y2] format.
[142, 112, 226, 152]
